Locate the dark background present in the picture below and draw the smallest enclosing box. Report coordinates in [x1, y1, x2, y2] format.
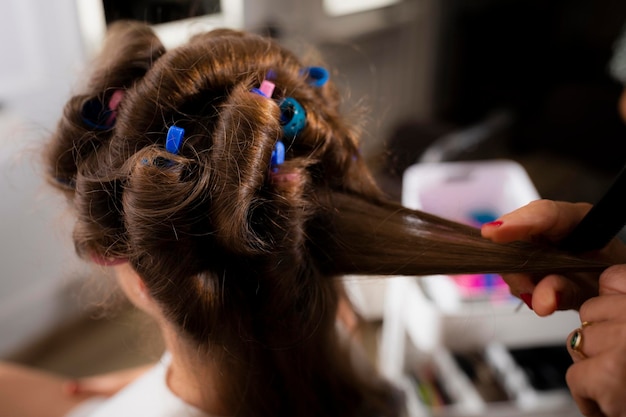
[432, 0, 626, 172]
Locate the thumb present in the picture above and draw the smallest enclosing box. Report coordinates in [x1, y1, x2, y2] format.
[598, 264, 626, 295]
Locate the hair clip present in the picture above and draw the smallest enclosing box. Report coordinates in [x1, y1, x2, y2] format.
[141, 156, 174, 168]
[251, 80, 276, 98]
[250, 79, 305, 170]
[54, 175, 76, 189]
[305, 67, 329, 87]
[166, 126, 185, 155]
[81, 89, 124, 130]
[271, 140, 285, 171]
[280, 97, 306, 138]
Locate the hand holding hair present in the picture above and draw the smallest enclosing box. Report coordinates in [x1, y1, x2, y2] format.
[482, 199, 626, 315]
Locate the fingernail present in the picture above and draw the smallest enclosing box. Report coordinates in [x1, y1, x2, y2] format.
[520, 293, 533, 310]
[63, 380, 79, 395]
[483, 221, 503, 227]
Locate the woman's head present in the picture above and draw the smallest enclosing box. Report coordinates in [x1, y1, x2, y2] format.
[47, 21, 398, 416]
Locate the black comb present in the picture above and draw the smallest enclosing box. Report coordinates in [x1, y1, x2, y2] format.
[559, 164, 626, 253]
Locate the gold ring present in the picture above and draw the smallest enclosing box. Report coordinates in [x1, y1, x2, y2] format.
[570, 328, 586, 358]
[582, 321, 592, 328]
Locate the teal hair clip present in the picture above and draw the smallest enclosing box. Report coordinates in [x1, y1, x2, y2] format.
[280, 97, 306, 138]
[250, 76, 307, 170]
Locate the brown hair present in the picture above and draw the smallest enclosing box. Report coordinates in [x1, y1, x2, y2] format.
[46, 21, 605, 417]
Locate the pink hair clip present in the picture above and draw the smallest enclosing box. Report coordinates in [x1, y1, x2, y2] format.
[81, 89, 125, 130]
[251, 80, 275, 98]
[104, 89, 125, 126]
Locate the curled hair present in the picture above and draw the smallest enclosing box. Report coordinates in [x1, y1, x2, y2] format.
[46, 21, 606, 417]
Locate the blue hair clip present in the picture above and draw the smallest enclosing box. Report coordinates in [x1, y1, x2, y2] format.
[271, 140, 285, 170]
[305, 67, 329, 87]
[166, 126, 185, 155]
[249, 76, 307, 171]
[280, 98, 306, 138]
[82, 98, 117, 131]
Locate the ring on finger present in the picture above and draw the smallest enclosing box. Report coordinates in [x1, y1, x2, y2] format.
[570, 325, 590, 358]
[570, 329, 585, 357]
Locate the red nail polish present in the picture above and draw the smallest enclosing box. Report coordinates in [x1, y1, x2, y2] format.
[483, 221, 503, 227]
[555, 291, 563, 308]
[63, 380, 78, 395]
[520, 293, 533, 310]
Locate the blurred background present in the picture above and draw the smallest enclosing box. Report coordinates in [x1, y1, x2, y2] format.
[1, 0, 626, 415]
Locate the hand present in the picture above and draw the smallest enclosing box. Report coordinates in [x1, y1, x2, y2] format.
[63, 364, 153, 398]
[565, 265, 626, 417]
[481, 200, 626, 316]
